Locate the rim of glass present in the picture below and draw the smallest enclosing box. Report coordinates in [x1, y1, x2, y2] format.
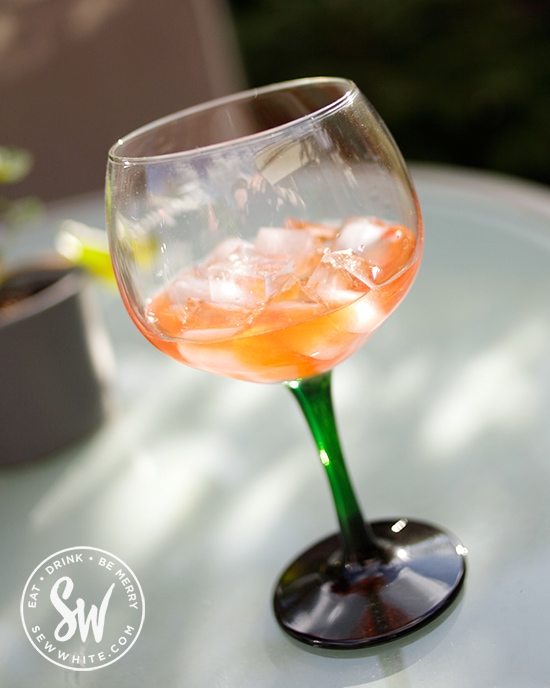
[108, 76, 357, 164]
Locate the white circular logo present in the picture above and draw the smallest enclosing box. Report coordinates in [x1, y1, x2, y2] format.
[20, 547, 145, 671]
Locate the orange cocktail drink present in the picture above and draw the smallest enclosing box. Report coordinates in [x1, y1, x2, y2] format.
[137, 216, 421, 383]
[107, 79, 465, 652]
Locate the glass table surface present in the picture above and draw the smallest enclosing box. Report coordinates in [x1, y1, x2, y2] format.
[1, 164, 549, 687]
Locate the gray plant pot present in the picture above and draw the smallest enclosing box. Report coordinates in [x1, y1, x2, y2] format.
[0, 260, 113, 464]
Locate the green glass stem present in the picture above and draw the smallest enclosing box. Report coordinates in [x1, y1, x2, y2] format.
[285, 371, 382, 564]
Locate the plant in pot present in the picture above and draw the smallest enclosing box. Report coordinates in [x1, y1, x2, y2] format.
[0, 146, 113, 465]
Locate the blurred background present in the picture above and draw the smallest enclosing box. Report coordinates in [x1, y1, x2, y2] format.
[0, 0, 245, 201]
[228, 0, 550, 187]
[1, 0, 549, 202]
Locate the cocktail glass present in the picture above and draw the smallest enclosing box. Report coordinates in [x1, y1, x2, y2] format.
[106, 77, 466, 649]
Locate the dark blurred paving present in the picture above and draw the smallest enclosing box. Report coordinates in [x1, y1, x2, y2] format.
[228, 0, 550, 186]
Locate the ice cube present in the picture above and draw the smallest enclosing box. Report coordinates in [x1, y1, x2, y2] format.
[272, 274, 321, 305]
[285, 217, 339, 241]
[209, 237, 255, 263]
[255, 227, 322, 277]
[248, 275, 325, 335]
[270, 306, 354, 365]
[180, 298, 250, 341]
[307, 250, 373, 305]
[360, 225, 416, 284]
[344, 295, 383, 334]
[181, 326, 243, 342]
[334, 217, 385, 253]
[255, 227, 318, 256]
[207, 254, 293, 307]
[167, 268, 211, 303]
[178, 341, 246, 376]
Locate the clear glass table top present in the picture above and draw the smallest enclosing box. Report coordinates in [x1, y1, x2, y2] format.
[1, 165, 550, 687]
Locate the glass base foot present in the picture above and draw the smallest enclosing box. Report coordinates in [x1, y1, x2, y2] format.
[273, 519, 466, 649]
